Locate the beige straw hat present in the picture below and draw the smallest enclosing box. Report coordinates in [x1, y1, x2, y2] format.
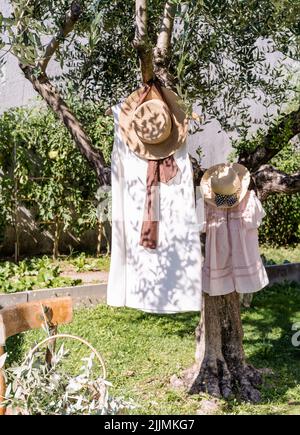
[119, 85, 188, 160]
[200, 163, 250, 209]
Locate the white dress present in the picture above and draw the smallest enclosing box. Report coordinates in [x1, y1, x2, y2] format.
[107, 104, 203, 313]
[202, 190, 269, 296]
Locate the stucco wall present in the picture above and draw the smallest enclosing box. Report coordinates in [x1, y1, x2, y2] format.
[0, 0, 61, 113]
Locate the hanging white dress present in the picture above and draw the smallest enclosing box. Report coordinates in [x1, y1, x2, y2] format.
[107, 104, 203, 313]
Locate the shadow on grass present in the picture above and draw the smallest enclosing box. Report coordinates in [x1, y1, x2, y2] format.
[242, 282, 300, 404]
[111, 282, 300, 406]
[126, 310, 200, 337]
[4, 282, 300, 411]
[5, 333, 26, 365]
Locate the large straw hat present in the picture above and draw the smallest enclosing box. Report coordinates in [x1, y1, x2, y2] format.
[119, 85, 188, 160]
[200, 163, 250, 209]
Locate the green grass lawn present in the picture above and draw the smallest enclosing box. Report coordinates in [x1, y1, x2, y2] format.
[260, 244, 300, 264]
[5, 282, 300, 415]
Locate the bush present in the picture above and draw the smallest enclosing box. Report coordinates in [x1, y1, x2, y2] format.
[259, 143, 300, 246]
[0, 99, 114, 255]
[0, 256, 81, 293]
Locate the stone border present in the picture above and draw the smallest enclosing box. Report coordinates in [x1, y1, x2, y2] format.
[0, 283, 107, 309]
[0, 263, 299, 309]
[266, 262, 300, 286]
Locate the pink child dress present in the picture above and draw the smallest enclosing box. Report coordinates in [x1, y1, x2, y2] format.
[202, 190, 269, 296]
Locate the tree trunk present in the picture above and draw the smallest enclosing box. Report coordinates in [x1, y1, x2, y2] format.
[179, 292, 262, 402]
[53, 216, 60, 260]
[21, 67, 110, 186]
[133, 0, 154, 83]
[177, 161, 260, 402]
[153, 1, 176, 89]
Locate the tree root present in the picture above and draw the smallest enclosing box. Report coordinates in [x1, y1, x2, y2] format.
[181, 357, 262, 403]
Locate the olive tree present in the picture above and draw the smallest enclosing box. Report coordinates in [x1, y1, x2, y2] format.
[1, 0, 300, 402]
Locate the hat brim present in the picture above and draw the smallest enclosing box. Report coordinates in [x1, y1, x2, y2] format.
[200, 163, 250, 209]
[119, 87, 188, 160]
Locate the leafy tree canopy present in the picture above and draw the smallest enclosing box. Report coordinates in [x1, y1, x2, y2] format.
[1, 1, 300, 132]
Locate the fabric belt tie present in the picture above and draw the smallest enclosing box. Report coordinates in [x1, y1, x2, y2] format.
[140, 156, 179, 249]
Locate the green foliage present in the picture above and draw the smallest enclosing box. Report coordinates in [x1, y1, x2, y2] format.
[174, 0, 294, 131]
[1, 1, 300, 249]
[2, 0, 300, 134]
[0, 100, 113, 248]
[259, 143, 300, 246]
[69, 252, 110, 273]
[4, 341, 134, 415]
[260, 244, 300, 265]
[0, 256, 81, 293]
[0, 252, 111, 294]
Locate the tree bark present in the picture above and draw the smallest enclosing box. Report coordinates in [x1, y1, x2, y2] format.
[252, 164, 300, 200]
[153, 1, 177, 90]
[21, 66, 110, 186]
[17, 1, 110, 185]
[179, 292, 262, 402]
[133, 0, 154, 83]
[186, 157, 300, 403]
[38, 1, 82, 73]
[239, 106, 300, 172]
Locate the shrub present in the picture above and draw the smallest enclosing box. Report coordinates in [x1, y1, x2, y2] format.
[0, 256, 81, 293]
[259, 142, 300, 246]
[0, 99, 114, 256]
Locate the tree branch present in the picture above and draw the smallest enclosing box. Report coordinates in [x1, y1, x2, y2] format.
[238, 107, 300, 172]
[153, 0, 176, 89]
[133, 0, 153, 83]
[252, 164, 300, 201]
[21, 66, 110, 185]
[16, 2, 110, 186]
[190, 155, 205, 186]
[190, 157, 300, 205]
[38, 1, 82, 73]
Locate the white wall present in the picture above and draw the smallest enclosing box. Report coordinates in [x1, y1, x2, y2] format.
[0, 0, 60, 113]
[0, 0, 35, 111]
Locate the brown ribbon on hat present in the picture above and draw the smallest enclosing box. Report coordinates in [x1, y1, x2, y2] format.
[138, 82, 180, 249]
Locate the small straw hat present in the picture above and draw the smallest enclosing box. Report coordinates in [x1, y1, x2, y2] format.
[200, 163, 250, 209]
[119, 85, 188, 160]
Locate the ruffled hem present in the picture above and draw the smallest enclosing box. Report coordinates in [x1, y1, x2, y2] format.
[202, 260, 269, 296]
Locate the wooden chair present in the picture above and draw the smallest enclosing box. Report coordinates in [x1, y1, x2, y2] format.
[0, 297, 73, 415]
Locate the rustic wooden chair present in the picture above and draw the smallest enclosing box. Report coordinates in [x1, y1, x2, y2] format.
[0, 297, 73, 415]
